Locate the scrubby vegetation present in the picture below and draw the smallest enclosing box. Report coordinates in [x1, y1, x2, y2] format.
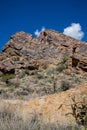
[71, 96, 87, 129]
[0, 104, 82, 130]
[2, 73, 16, 82]
[56, 55, 68, 72]
[66, 96, 87, 130]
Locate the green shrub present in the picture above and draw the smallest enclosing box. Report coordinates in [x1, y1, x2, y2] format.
[33, 73, 44, 79]
[7, 83, 15, 89]
[61, 80, 72, 91]
[42, 63, 48, 69]
[56, 55, 68, 73]
[75, 77, 81, 84]
[62, 55, 68, 63]
[25, 68, 29, 75]
[2, 73, 16, 82]
[56, 64, 66, 72]
[45, 77, 52, 83]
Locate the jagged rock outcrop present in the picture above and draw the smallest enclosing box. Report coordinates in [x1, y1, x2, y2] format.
[0, 30, 87, 75]
[0, 32, 39, 74]
[39, 30, 87, 71]
[72, 43, 87, 71]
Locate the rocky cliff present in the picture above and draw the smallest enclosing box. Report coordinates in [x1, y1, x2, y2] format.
[0, 30, 87, 74]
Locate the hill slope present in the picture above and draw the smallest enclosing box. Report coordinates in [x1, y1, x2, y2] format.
[0, 30, 87, 128]
[0, 30, 87, 99]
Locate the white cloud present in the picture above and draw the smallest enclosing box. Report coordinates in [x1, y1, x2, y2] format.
[63, 23, 84, 40]
[34, 27, 45, 37]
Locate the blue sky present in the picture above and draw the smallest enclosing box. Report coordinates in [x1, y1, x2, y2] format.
[0, 0, 87, 51]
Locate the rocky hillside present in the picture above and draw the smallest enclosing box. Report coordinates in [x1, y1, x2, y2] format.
[0, 30, 87, 99]
[0, 30, 87, 129]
